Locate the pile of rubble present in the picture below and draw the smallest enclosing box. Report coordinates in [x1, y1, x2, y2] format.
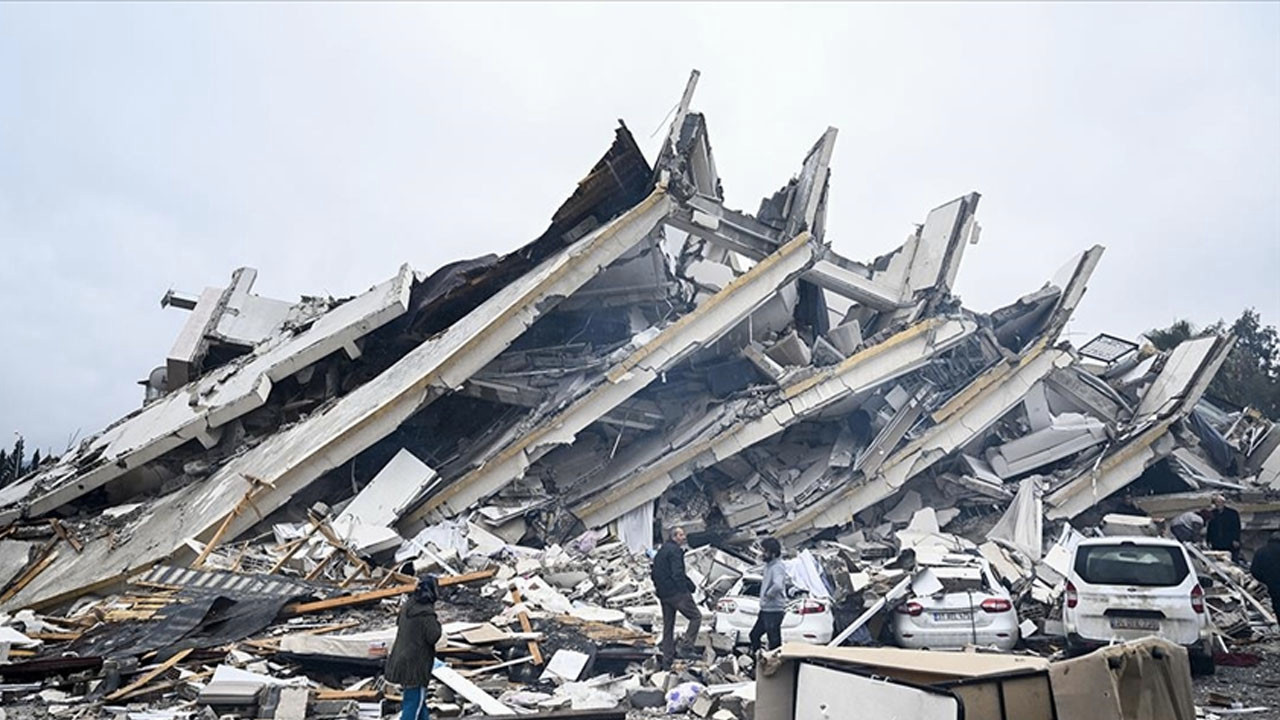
[2, 70, 1279, 719]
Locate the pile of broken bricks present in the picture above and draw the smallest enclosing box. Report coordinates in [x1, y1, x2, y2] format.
[2, 70, 1280, 719]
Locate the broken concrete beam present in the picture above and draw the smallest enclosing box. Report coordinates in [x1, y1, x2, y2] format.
[764, 330, 811, 367]
[403, 231, 822, 526]
[2, 266, 417, 526]
[742, 343, 786, 383]
[2, 194, 673, 611]
[1100, 513, 1158, 537]
[810, 336, 844, 366]
[780, 249, 1108, 536]
[340, 448, 437, 528]
[572, 316, 979, 529]
[780, 347, 1075, 537]
[984, 413, 1107, 479]
[826, 319, 863, 356]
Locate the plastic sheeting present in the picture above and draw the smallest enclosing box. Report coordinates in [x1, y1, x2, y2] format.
[783, 549, 830, 599]
[986, 477, 1044, 559]
[616, 502, 655, 555]
[396, 518, 469, 564]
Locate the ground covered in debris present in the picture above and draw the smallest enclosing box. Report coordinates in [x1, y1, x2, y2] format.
[1195, 640, 1280, 718]
[3, 70, 1280, 720]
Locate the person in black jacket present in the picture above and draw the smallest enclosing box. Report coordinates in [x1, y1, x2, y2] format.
[651, 526, 700, 668]
[385, 575, 442, 720]
[1251, 533, 1280, 615]
[1207, 494, 1243, 562]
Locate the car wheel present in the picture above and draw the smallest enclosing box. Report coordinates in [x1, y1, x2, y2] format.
[1189, 647, 1215, 676]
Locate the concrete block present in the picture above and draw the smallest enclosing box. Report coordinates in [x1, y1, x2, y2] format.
[827, 320, 862, 355]
[628, 686, 666, 708]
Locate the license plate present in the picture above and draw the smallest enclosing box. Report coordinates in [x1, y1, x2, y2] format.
[1109, 616, 1159, 631]
[932, 611, 972, 622]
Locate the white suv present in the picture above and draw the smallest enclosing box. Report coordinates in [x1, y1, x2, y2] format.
[1063, 536, 1212, 672]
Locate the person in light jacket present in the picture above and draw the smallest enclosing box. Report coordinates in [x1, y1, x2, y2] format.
[749, 537, 789, 654]
[385, 574, 442, 720]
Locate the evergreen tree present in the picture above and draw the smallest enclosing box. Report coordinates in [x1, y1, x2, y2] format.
[10, 436, 23, 481]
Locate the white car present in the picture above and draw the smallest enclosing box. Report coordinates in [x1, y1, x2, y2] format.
[890, 559, 1020, 651]
[1063, 536, 1211, 670]
[714, 574, 835, 645]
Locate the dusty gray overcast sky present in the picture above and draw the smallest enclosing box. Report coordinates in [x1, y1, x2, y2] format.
[1, 3, 1277, 456]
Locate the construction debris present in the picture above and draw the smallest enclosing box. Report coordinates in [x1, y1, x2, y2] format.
[1, 70, 1277, 720]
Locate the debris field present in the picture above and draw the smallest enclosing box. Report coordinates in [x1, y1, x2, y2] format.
[2, 71, 1278, 720]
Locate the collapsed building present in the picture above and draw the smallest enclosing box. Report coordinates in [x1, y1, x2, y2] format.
[1, 71, 1277, 719]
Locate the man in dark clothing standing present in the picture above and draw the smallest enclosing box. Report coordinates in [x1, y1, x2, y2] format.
[386, 575, 442, 720]
[652, 527, 700, 668]
[1207, 494, 1243, 562]
[1251, 533, 1280, 615]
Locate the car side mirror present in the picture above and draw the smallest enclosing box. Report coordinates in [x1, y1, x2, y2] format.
[1199, 575, 1214, 589]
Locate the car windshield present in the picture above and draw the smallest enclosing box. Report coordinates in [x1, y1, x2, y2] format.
[740, 579, 761, 596]
[1074, 543, 1190, 587]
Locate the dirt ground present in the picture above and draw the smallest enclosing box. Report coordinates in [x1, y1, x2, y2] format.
[1195, 639, 1280, 719]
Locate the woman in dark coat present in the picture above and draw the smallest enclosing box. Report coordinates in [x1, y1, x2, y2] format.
[385, 575, 442, 720]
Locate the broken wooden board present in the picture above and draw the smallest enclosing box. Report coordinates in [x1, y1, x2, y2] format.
[106, 647, 193, 701]
[432, 662, 516, 715]
[282, 568, 496, 615]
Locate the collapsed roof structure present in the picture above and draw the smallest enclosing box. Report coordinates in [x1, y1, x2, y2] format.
[1, 70, 1272, 622]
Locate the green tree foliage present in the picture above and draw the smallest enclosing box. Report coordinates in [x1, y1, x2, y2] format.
[1147, 308, 1280, 420]
[0, 436, 35, 488]
[1146, 319, 1197, 352]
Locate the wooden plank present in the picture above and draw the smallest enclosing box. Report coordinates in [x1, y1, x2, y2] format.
[301, 619, 361, 635]
[49, 519, 83, 553]
[267, 519, 326, 575]
[437, 568, 496, 587]
[0, 549, 58, 603]
[510, 587, 543, 665]
[28, 631, 82, 642]
[339, 561, 371, 589]
[312, 516, 374, 578]
[304, 548, 341, 581]
[117, 669, 213, 701]
[191, 485, 261, 569]
[105, 647, 193, 701]
[459, 655, 535, 678]
[282, 567, 496, 615]
[229, 541, 252, 572]
[284, 584, 415, 615]
[314, 689, 381, 701]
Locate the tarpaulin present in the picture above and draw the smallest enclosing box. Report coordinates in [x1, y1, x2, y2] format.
[986, 477, 1044, 559]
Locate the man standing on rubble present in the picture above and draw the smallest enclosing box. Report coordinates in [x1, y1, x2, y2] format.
[1207, 494, 1243, 562]
[1251, 533, 1280, 614]
[652, 526, 701, 668]
[386, 574, 442, 720]
[749, 537, 789, 655]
